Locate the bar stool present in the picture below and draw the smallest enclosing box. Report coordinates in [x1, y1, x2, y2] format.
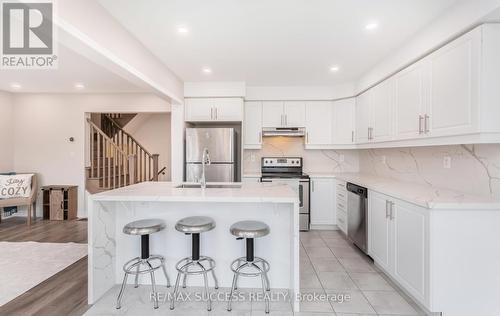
[116, 219, 171, 310]
[170, 216, 218, 311]
[227, 220, 271, 313]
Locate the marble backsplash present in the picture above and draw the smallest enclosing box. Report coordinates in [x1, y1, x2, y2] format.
[243, 137, 359, 174]
[358, 144, 500, 199]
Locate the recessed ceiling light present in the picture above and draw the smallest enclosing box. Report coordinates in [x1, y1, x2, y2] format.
[330, 66, 340, 72]
[202, 67, 212, 74]
[74, 83, 85, 90]
[10, 83, 21, 89]
[365, 22, 379, 31]
[177, 26, 189, 34]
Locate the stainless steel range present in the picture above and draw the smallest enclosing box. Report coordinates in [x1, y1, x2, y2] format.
[260, 157, 310, 231]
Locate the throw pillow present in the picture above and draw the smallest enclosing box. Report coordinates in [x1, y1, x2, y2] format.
[0, 174, 33, 199]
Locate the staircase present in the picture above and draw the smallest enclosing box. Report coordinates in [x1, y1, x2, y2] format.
[86, 114, 159, 194]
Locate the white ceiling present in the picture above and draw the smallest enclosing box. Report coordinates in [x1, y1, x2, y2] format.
[98, 0, 460, 86]
[0, 44, 148, 93]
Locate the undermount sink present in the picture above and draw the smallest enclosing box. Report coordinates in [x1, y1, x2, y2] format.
[175, 183, 242, 189]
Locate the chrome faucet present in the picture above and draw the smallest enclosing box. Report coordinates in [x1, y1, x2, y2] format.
[200, 147, 211, 189]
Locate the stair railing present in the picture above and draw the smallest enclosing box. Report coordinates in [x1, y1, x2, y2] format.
[87, 119, 136, 190]
[101, 114, 159, 183]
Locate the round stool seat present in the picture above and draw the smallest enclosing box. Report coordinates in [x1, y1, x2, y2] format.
[230, 220, 270, 238]
[123, 219, 166, 235]
[175, 216, 215, 234]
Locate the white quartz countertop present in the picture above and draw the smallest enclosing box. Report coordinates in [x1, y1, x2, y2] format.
[334, 173, 500, 210]
[90, 181, 299, 204]
[307, 172, 337, 178]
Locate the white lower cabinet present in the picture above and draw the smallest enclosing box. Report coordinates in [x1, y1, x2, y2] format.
[368, 191, 392, 272]
[310, 177, 336, 229]
[368, 190, 429, 307]
[392, 199, 428, 304]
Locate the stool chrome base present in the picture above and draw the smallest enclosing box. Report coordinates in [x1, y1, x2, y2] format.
[116, 255, 171, 310]
[170, 256, 219, 311]
[227, 257, 271, 313]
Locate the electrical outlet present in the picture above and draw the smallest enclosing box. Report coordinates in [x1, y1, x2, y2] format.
[381, 155, 387, 165]
[250, 153, 256, 162]
[339, 154, 345, 163]
[443, 156, 452, 169]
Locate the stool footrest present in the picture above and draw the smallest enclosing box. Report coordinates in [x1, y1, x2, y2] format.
[230, 257, 270, 277]
[175, 256, 216, 274]
[123, 255, 165, 274]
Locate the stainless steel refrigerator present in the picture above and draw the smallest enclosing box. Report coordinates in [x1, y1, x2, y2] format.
[185, 128, 238, 182]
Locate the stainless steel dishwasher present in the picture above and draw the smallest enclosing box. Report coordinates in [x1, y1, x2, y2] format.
[346, 183, 368, 253]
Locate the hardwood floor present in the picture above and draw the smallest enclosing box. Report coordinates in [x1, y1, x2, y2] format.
[0, 217, 89, 316]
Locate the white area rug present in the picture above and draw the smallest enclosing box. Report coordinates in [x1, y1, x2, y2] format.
[0, 241, 88, 306]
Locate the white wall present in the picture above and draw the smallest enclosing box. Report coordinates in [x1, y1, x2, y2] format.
[357, 0, 500, 92]
[124, 113, 172, 181]
[11, 93, 170, 218]
[0, 91, 14, 172]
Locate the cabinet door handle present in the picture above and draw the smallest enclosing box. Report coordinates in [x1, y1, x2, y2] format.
[285, 115, 288, 126]
[385, 200, 390, 218]
[311, 181, 314, 192]
[211, 108, 214, 120]
[281, 114, 283, 126]
[424, 114, 430, 133]
[390, 201, 395, 220]
[351, 131, 354, 143]
[418, 115, 423, 134]
[306, 132, 309, 144]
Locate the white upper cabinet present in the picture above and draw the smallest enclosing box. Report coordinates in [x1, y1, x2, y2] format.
[184, 98, 214, 122]
[284, 101, 306, 127]
[262, 101, 306, 127]
[185, 98, 243, 122]
[212, 98, 244, 121]
[355, 92, 371, 143]
[394, 61, 428, 140]
[427, 27, 481, 137]
[243, 101, 263, 149]
[333, 98, 356, 144]
[305, 101, 333, 146]
[370, 79, 394, 142]
[355, 84, 393, 143]
[262, 101, 285, 127]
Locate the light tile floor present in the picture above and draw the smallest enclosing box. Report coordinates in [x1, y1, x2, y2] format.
[85, 230, 425, 316]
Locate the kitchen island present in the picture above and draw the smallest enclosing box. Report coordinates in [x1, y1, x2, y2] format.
[87, 181, 300, 311]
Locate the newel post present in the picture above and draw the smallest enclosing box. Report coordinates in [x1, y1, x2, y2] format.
[152, 154, 159, 181]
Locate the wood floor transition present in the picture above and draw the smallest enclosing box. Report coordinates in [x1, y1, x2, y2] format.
[0, 217, 89, 316]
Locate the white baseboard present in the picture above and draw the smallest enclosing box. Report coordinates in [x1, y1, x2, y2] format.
[310, 224, 339, 230]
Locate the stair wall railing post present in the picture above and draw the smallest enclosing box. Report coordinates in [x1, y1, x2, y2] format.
[152, 154, 159, 181]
